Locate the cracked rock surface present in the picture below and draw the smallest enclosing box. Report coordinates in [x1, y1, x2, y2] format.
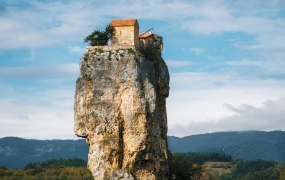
[74, 39, 170, 179]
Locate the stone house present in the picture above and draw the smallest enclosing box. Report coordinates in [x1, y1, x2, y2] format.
[110, 18, 157, 50]
[110, 19, 140, 47]
[139, 32, 154, 47]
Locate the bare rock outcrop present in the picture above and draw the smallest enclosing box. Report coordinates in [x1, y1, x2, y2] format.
[74, 34, 170, 179]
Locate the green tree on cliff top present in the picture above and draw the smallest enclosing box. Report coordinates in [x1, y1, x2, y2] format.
[84, 24, 113, 46]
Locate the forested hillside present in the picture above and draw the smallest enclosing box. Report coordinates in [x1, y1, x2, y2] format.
[0, 137, 87, 169]
[1, 130, 285, 169]
[0, 158, 93, 180]
[1, 153, 285, 180]
[168, 130, 285, 162]
[169, 152, 285, 180]
[220, 159, 284, 180]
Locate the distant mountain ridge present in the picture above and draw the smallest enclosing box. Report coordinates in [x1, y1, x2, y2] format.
[0, 137, 88, 169]
[168, 130, 285, 163]
[1, 130, 285, 169]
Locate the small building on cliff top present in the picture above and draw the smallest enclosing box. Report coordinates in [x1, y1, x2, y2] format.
[110, 19, 154, 48]
[110, 19, 140, 47]
[139, 32, 154, 47]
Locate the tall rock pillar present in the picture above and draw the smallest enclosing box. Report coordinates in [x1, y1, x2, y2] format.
[74, 34, 170, 180]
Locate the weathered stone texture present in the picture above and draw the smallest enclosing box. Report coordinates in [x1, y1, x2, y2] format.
[74, 36, 169, 179]
[112, 26, 139, 47]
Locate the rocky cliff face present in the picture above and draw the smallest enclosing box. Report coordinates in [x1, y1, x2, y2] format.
[74, 35, 170, 180]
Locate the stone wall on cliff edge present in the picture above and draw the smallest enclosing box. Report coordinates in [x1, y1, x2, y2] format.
[74, 35, 170, 180]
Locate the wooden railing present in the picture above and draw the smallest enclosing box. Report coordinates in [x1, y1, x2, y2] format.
[91, 40, 109, 46]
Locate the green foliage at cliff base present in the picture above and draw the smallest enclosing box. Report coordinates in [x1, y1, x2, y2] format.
[170, 152, 285, 180]
[0, 158, 92, 180]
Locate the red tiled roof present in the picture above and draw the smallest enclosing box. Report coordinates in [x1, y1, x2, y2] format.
[110, 19, 138, 27]
[139, 32, 153, 38]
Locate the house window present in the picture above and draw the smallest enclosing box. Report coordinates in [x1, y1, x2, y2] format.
[120, 31, 122, 35]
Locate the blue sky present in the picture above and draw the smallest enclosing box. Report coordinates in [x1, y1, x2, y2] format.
[1, 0, 285, 139]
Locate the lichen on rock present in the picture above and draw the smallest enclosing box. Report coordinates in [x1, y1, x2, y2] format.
[74, 34, 170, 179]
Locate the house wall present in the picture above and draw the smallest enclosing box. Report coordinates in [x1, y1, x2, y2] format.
[111, 23, 139, 47]
[133, 23, 139, 47]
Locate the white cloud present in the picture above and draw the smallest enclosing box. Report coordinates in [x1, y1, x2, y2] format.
[190, 48, 204, 54]
[0, 87, 77, 139]
[226, 59, 285, 78]
[166, 71, 285, 136]
[226, 59, 261, 66]
[1, 65, 284, 139]
[0, 1, 101, 50]
[166, 60, 193, 67]
[1, 0, 285, 139]
[68, 45, 85, 54]
[0, 64, 79, 79]
[168, 97, 285, 137]
[22, 50, 37, 60]
[1, 0, 284, 56]
[181, 2, 285, 58]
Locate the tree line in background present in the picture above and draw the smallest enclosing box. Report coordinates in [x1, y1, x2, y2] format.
[1, 153, 285, 180]
[0, 158, 93, 180]
[24, 158, 86, 169]
[169, 152, 285, 180]
[174, 152, 233, 164]
[220, 159, 285, 180]
[2, 132, 285, 170]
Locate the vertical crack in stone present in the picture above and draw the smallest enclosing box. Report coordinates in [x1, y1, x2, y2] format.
[118, 113, 124, 170]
